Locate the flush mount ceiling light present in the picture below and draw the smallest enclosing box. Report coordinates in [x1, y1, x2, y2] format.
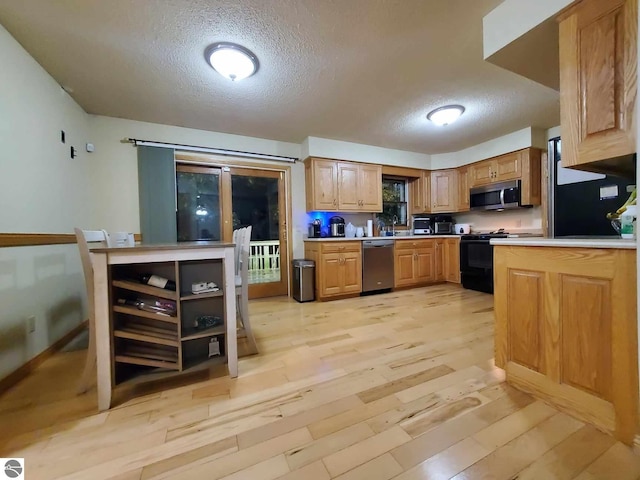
[205, 42, 259, 81]
[427, 105, 465, 126]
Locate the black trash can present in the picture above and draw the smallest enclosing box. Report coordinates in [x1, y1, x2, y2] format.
[292, 259, 315, 302]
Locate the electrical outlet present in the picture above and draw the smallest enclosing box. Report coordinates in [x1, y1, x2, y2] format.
[27, 315, 36, 334]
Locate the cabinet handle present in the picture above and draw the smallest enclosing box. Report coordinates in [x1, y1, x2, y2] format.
[339, 246, 345, 250]
[333, 198, 337, 206]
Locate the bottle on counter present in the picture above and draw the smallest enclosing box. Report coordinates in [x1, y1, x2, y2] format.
[140, 274, 176, 291]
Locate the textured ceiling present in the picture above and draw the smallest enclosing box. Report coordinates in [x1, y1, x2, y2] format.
[0, 0, 560, 154]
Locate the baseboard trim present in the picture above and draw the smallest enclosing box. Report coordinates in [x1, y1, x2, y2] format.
[0, 319, 89, 395]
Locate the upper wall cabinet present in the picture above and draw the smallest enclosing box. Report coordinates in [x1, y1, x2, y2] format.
[457, 166, 470, 211]
[431, 169, 458, 213]
[468, 148, 542, 206]
[304, 157, 382, 212]
[469, 150, 521, 187]
[558, 0, 637, 176]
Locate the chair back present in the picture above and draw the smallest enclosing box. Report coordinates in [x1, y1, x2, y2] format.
[233, 226, 252, 278]
[74, 228, 109, 317]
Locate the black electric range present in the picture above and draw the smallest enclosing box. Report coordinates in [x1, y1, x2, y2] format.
[460, 231, 509, 294]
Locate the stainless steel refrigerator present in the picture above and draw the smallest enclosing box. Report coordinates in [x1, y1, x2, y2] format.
[548, 137, 636, 237]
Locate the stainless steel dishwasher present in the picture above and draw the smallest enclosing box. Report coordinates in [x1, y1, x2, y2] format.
[362, 239, 395, 293]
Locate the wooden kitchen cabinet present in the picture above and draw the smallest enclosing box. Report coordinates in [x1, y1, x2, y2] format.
[305, 157, 382, 212]
[430, 169, 457, 213]
[434, 239, 445, 282]
[494, 245, 638, 444]
[558, 0, 637, 176]
[305, 158, 338, 211]
[394, 239, 435, 287]
[409, 171, 431, 214]
[467, 148, 542, 206]
[457, 166, 469, 212]
[469, 151, 521, 187]
[444, 238, 460, 283]
[304, 241, 362, 300]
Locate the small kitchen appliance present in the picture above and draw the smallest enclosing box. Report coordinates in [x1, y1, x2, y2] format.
[308, 219, 322, 238]
[413, 217, 434, 235]
[434, 215, 455, 234]
[329, 216, 345, 237]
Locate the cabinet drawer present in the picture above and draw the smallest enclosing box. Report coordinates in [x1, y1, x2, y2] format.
[395, 239, 434, 250]
[320, 241, 362, 254]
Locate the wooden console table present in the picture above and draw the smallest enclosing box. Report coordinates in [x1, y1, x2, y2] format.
[91, 242, 237, 411]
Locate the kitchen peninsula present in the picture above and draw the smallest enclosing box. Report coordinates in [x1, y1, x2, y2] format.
[91, 242, 237, 411]
[491, 237, 638, 444]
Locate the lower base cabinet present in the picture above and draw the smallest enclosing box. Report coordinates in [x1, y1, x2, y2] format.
[494, 245, 638, 444]
[304, 237, 461, 300]
[444, 238, 461, 283]
[305, 241, 362, 300]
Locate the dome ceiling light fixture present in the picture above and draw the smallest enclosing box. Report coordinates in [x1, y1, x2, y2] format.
[427, 105, 465, 126]
[205, 42, 259, 81]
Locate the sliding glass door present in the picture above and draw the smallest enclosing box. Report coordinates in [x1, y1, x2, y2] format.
[176, 164, 288, 298]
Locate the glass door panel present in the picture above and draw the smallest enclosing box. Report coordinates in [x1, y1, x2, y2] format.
[176, 165, 222, 241]
[230, 168, 288, 297]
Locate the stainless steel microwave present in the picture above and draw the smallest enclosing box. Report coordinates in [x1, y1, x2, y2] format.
[470, 180, 530, 211]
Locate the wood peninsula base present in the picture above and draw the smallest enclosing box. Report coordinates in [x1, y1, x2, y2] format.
[493, 244, 638, 444]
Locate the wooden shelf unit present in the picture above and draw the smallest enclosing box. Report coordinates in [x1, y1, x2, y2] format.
[110, 258, 227, 384]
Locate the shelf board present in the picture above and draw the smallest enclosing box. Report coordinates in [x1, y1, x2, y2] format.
[115, 355, 180, 370]
[180, 290, 224, 301]
[181, 325, 226, 342]
[114, 328, 179, 347]
[113, 305, 179, 324]
[112, 280, 177, 300]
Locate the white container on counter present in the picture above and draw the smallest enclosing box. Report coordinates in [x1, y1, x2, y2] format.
[620, 205, 636, 239]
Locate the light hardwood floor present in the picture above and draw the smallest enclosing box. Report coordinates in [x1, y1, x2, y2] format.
[1, 285, 639, 479]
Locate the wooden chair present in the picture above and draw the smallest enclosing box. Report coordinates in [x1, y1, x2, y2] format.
[233, 226, 258, 355]
[74, 228, 109, 394]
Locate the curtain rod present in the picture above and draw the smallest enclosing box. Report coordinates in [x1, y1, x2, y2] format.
[126, 138, 298, 163]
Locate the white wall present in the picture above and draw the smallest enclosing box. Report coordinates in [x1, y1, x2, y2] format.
[87, 116, 309, 258]
[430, 127, 546, 169]
[0, 24, 90, 378]
[307, 137, 431, 169]
[483, 0, 574, 58]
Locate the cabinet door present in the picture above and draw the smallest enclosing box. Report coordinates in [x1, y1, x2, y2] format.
[457, 167, 469, 212]
[559, 0, 637, 169]
[394, 250, 416, 287]
[337, 162, 360, 210]
[410, 177, 424, 214]
[310, 159, 338, 211]
[494, 151, 522, 182]
[431, 170, 457, 213]
[320, 253, 342, 297]
[445, 238, 460, 283]
[415, 248, 435, 283]
[423, 172, 432, 213]
[358, 164, 382, 211]
[341, 252, 362, 293]
[434, 240, 445, 282]
[469, 160, 493, 187]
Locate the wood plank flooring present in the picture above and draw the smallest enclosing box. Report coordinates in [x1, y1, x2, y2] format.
[1, 285, 639, 479]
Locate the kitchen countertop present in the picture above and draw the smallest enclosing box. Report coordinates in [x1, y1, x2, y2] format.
[490, 237, 637, 249]
[304, 235, 461, 242]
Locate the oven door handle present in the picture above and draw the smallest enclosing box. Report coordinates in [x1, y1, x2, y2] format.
[499, 188, 506, 208]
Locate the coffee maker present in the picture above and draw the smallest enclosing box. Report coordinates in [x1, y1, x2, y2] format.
[329, 216, 345, 237]
[308, 219, 322, 238]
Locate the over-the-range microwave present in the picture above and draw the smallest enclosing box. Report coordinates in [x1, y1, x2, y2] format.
[470, 180, 531, 211]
